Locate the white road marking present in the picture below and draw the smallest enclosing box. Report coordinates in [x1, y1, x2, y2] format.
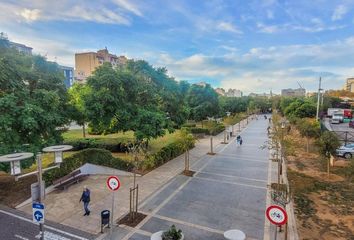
[14, 235, 29, 240]
[150, 213, 224, 235]
[193, 175, 267, 189]
[213, 155, 269, 163]
[0, 210, 89, 240]
[198, 170, 267, 183]
[122, 158, 213, 240]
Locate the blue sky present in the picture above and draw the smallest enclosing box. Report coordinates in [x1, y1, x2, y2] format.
[1, 0, 354, 94]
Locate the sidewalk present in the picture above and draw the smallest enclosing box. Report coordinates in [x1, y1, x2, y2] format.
[18, 119, 249, 235]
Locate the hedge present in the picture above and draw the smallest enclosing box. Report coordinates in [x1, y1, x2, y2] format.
[63, 138, 130, 152]
[43, 148, 134, 185]
[141, 140, 195, 170]
[181, 123, 197, 128]
[189, 127, 209, 134]
[208, 124, 225, 136]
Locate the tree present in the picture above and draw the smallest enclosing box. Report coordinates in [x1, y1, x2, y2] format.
[68, 83, 91, 137]
[317, 131, 340, 177]
[84, 62, 172, 143]
[317, 131, 340, 157]
[186, 84, 219, 121]
[132, 109, 166, 144]
[179, 128, 196, 173]
[297, 119, 320, 152]
[0, 47, 70, 171]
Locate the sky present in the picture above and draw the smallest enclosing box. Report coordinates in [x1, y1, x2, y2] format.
[1, 0, 354, 94]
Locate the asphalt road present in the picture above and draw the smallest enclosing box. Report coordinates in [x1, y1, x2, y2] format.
[0, 206, 96, 240]
[117, 117, 271, 240]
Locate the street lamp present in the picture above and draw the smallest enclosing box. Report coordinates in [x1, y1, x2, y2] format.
[0, 144, 72, 240]
[42, 145, 73, 164]
[0, 152, 34, 176]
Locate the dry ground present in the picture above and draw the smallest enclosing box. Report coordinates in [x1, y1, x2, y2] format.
[286, 128, 354, 240]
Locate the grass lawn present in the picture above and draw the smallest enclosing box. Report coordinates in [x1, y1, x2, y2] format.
[63, 129, 135, 141]
[62, 129, 181, 155]
[23, 151, 76, 173]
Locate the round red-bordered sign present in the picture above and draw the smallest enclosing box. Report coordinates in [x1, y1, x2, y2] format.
[107, 176, 121, 191]
[266, 205, 287, 225]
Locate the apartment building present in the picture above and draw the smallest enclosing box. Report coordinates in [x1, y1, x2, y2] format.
[75, 48, 127, 82]
[281, 88, 306, 97]
[59, 65, 74, 88]
[345, 78, 354, 92]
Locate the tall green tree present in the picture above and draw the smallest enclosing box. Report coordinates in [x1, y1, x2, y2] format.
[68, 83, 91, 137]
[0, 46, 70, 170]
[186, 84, 219, 121]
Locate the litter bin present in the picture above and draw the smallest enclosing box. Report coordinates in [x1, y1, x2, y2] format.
[101, 210, 110, 233]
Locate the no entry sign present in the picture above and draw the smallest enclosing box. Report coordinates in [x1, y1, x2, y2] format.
[266, 205, 287, 226]
[107, 176, 121, 191]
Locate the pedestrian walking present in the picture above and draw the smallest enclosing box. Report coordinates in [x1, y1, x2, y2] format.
[236, 135, 241, 145]
[239, 136, 243, 145]
[79, 186, 91, 216]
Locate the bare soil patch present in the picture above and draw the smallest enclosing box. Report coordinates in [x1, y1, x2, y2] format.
[0, 171, 37, 207]
[117, 212, 147, 227]
[285, 128, 354, 240]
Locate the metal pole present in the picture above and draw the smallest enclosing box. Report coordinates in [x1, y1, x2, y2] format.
[223, 130, 226, 143]
[136, 185, 139, 214]
[316, 77, 322, 121]
[110, 191, 114, 239]
[37, 153, 44, 240]
[210, 137, 213, 154]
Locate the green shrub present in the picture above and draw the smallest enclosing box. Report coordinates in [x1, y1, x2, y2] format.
[63, 138, 129, 152]
[43, 148, 134, 185]
[208, 124, 225, 135]
[141, 140, 195, 170]
[181, 123, 196, 128]
[189, 127, 209, 134]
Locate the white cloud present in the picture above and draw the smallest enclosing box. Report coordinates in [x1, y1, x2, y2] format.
[0, 1, 141, 25]
[18, 8, 41, 22]
[257, 23, 281, 33]
[154, 37, 354, 93]
[216, 22, 243, 34]
[112, 0, 142, 16]
[332, 5, 348, 21]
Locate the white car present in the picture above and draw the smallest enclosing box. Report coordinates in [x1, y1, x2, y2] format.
[336, 144, 354, 159]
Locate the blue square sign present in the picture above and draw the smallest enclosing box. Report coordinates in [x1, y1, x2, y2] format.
[32, 203, 45, 224]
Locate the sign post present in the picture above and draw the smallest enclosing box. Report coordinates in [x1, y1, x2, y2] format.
[107, 176, 121, 238]
[266, 205, 288, 240]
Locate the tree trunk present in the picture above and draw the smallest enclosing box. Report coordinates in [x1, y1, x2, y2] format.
[82, 123, 86, 138]
[187, 149, 190, 171]
[184, 151, 188, 171]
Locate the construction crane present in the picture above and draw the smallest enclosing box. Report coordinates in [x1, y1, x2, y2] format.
[297, 81, 304, 89]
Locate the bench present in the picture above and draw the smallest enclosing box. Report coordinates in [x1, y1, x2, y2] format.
[53, 170, 89, 190]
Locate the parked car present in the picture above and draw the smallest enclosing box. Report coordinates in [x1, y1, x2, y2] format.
[350, 120, 354, 128]
[336, 143, 354, 159]
[331, 113, 343, 124]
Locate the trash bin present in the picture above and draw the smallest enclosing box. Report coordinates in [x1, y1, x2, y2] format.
[101, 210, 110, 233]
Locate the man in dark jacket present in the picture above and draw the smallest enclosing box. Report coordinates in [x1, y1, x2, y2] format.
[79, 186, 91, 216]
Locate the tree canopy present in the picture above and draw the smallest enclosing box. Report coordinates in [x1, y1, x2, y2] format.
[0, 42, 70, 155]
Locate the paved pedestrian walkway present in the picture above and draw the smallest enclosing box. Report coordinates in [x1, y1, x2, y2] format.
[107, 117, 273, 240]
[19, 119, 250, 235]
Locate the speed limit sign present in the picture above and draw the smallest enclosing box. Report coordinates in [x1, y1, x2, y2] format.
[107, 176, 121, 191]
[266, 205, 287, 225]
